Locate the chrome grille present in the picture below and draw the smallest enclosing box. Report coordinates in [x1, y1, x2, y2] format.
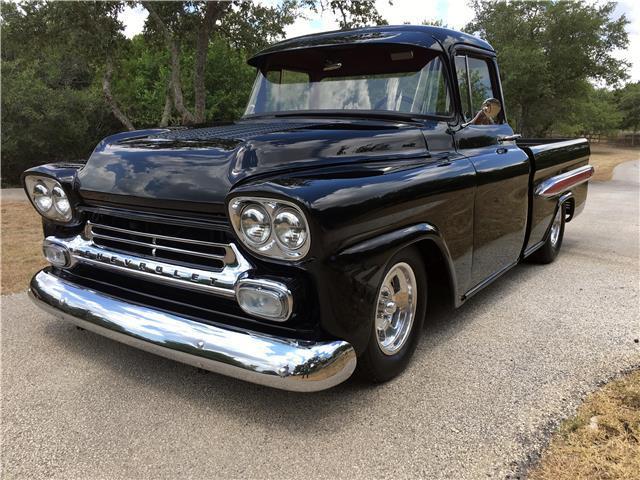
[86, 214, 236, 271]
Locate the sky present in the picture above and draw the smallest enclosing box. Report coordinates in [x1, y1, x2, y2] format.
[119, 0, 639, 82]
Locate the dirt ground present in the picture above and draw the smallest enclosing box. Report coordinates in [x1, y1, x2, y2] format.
[0, 202, 47, 295]
[589, 144, 639, 181]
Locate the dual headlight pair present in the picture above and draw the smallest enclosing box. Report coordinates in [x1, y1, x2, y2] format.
[24, 175, 73, 223]
[228, 197, 310, 261]
[24, 175, 309, 262]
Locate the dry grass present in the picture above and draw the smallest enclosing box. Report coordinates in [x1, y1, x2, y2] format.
[589, 145, 639, 181]
[1, 201, 47, 294]
[529, 369, 640, 480]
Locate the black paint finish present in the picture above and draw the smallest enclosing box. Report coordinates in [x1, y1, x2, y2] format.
[24, 25, 591, 355]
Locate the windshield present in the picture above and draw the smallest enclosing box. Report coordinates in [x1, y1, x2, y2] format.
[244, 45, 451, 117]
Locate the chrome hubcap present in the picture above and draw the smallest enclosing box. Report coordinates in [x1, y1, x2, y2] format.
[375, 262, 417, 355]
[550, 208, 562, 247]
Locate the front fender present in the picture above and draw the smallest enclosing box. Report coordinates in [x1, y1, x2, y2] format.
[228, 158, 475, 353]
[321, 223, 457, 354]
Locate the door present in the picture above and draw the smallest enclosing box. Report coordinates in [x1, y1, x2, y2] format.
[453, 53, 530, 289]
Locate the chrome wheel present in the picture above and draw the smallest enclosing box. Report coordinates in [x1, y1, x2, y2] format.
[374, 262, 417, 356]
[550, 208, 562, 247]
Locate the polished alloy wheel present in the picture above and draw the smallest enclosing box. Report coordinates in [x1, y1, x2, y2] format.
[374, 262, 417, 355]
[549, 208, 562, 247]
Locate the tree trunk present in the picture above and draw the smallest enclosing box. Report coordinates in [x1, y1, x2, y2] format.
[194, 2, 224, 123]
[143, 2, 196, 125]
[102, 57, 135, 131]
[160, 89, 172, 127]
[336, 3, 349, 29]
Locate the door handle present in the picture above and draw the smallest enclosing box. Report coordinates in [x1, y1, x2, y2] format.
[497, 134, 522, 143]
[496, 147, 508, 154]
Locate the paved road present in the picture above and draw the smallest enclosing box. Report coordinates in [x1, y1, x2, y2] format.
[2, 161, 639, 480]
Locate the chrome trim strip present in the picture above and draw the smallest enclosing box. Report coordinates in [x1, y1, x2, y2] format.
[535, 165, 594, 198]
[44, 235, 252, 297]
[29, 270, 356, 392]
[90, 231, 227, 261]
[87, 221, 228, 248]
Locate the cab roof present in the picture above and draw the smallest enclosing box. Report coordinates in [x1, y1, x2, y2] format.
[248, 25, 494, 67]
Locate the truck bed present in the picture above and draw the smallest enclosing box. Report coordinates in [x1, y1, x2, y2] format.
[516, 138, 591, 256]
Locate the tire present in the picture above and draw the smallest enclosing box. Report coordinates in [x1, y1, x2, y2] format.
[529, 205, 565, 264]
[358, 247, 427, 383]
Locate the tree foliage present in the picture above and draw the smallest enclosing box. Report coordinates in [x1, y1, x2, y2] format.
[617, 82, 640, 137]
[466, 0, 629, 136]
[302, 0, 387, 29]
[0, 1, 123, 185]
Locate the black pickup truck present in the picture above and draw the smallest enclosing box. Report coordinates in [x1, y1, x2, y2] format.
[24, 25, 593, 392]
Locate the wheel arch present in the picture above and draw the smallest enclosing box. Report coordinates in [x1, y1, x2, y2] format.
[338, 223, 459, 309]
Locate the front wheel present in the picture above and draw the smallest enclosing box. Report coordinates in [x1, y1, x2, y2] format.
[529, 206, 565, 264]
[358, 247, 427, 383]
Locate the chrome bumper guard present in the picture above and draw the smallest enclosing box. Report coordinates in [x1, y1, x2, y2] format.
[29, 269, 357, 392]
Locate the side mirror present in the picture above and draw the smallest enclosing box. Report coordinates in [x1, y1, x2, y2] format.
[453, 97, 503, 132]
[481, 98, 502, 121]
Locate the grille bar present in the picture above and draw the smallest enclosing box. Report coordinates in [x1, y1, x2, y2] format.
[90, 231, 228, 261]
[87, 221, 228, 248]
[87, 218, 237, 270]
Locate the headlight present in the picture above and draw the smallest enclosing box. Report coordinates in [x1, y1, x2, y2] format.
[24, 175, 73, 222]
[33, 182, 53, 212]
[274, 208, 308, 250]
[229, 197, 310, 260]
[52, 185, 71, 218]
[240, 204, 271, 245]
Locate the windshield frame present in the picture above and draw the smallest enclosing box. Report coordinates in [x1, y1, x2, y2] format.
[242, 48, 456, 123]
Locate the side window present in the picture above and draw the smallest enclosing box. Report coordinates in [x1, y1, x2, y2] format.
[455, 54, 501, 123]
[467, 57, 495, 115]
[454, 56, 471, 120]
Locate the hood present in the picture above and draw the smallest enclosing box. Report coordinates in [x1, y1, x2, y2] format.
[77, 118, 429, 213]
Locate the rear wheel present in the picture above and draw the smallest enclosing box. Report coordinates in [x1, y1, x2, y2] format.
[358, 247, 427, 383]
[529, 206, 565, 264]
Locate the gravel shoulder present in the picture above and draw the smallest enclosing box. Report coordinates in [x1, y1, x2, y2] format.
[1, 161, 638, 480]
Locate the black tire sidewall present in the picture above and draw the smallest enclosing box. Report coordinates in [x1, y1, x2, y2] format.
[359, 247, 427, 382]
[530, 205, 565, 264]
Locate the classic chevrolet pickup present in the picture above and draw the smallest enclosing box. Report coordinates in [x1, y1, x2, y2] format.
[24, 25, 593, 392]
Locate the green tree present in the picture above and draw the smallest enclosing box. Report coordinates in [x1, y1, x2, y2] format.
[0, 1, 123, 185]
[139, 0, 385, 125]
[617, 82, 640, 145]
[302, 0, 387, 29]
[465, 1, 629, 137]
[0, 0, 388, 185]
[552, 86, 622, 136]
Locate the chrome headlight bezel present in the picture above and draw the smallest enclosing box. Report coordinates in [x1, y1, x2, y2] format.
[24, 174, 74, 223]
[228, 197, 311, 261]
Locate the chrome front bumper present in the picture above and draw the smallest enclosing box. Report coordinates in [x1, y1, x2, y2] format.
[29, 269, 357, 392]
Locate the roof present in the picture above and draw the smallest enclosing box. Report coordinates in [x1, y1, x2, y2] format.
[248, 25, 494, 67]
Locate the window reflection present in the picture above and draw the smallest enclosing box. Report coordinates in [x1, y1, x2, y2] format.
[245, 47, 451, 117]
